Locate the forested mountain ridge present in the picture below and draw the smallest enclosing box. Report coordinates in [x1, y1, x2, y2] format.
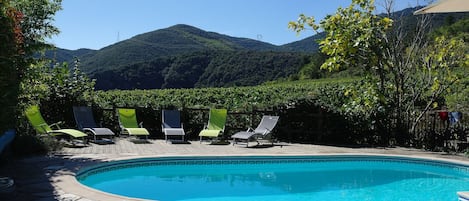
[93, 50, 311, 90]
[47, 24, 319, 90]
[46, 7, 469, 90]
[44, 48, 95, 64]
[51, 24, 295, 74]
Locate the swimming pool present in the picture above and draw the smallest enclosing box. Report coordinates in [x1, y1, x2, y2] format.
[77, 155, 469, 201]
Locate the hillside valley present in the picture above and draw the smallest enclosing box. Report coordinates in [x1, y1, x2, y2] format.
[46, 7, 469, 90]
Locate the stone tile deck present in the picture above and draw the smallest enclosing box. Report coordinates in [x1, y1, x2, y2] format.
[1, 138, 469, 201]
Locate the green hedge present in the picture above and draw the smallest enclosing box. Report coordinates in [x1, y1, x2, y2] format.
[32, 78, 362, 144]
[29, 77, 467, 150]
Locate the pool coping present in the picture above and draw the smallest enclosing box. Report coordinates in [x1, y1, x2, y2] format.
[51, 152, 469, 201]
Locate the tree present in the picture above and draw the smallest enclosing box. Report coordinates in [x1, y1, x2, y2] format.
[289, 0, 468, 146]
[298, 53, 328, 79]
[36, 59, 96, 127]
[0, 0, 22, 133]
[0, 0, 61, 133]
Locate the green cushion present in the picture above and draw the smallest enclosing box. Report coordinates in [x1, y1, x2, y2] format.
[123, 128, 149, 135]
[199, 129, 222, 137]
[50, 129, 87, 138]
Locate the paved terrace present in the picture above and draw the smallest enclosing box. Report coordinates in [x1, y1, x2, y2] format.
[1, 138, 469, 201]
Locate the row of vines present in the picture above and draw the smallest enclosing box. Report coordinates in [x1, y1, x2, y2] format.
[23, 76, 466, 153]
[32, 79, 363, 146]
[92, 79, 356, 111]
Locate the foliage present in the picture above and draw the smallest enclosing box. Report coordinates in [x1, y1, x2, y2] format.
[43, 24, 321, 91]
[297, 52, 328, 79]
[195, 51, 310, 88]
[63, 78, 363, 144]
[446, 76, 469, 114]
[0, 0, 61, 133]
[15, 58, 95, 154]
[46, 59, 96, 105]
[405, 29, 468, 133]
[311, 78, 390, 144]
[56, 24, 288, 74]
[92, 50, 312, 90]
[43, 10, 468, 92]
[429, 16, 469, 41]
[0, 0, 21, 133]
[10, 0, 61, 55]
[292, 0, 393, 73]
[281, 32, 324, 53]
[0, 0, 63, 155]
[437, 17, 469, 113]
[289, 0, 469, 146]
[18, 60, 53, 105]
[19, 58, 96, 131]
[91, 79, 346, 111]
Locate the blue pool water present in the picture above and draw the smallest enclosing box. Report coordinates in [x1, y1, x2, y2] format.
[77, 156, 469, 201]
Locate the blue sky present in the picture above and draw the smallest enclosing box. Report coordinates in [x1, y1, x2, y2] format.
[49, 0, 422, 50]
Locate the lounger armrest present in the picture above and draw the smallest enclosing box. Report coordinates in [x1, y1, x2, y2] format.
[181, 123, 184, 129]
[247, 127, 254, 132]
[49, 121, 63, 129]
[262, 127, 272, 135]
[139, 121, 144, 128]
[38, 123, 50, 131]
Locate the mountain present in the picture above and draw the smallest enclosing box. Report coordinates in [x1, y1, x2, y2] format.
[46, 24, 319, 90]
[45, 7, 469, 90]
[55, 24, 296, 74]
[45, 48, 95, 64]
[93, 50, 311, 90]
[281, 32, 325, 52]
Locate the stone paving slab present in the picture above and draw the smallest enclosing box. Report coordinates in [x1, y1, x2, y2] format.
[1, 138, 469, 201]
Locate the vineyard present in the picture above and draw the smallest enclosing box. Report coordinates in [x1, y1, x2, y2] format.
[92, 78, 357, 111]
[31, 76, 467, 151]
[33, 78, 359, 145]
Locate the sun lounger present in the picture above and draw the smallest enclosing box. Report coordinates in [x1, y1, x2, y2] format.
[117, 108, 150, 139]
[162, 109, 186, 142]
[25, 105, 87, 144]
[73, 106, 115, 144]
[199, 108, 227, 143]
[0, 129, 14, 155]
[231, 115, 279, 147]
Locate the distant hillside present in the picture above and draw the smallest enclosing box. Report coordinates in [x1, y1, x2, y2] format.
[281, 32, 325, 52]
[45, 48, 95, 63]
[93, 51, 311, 90]
[45, 6, 469, 90]
[51, 24, 296, 74]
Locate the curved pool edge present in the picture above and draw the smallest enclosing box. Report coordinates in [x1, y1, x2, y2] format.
[459, 192, 469, 201]
[52, 169, 154, 201]
[60, 153, 469, 201]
